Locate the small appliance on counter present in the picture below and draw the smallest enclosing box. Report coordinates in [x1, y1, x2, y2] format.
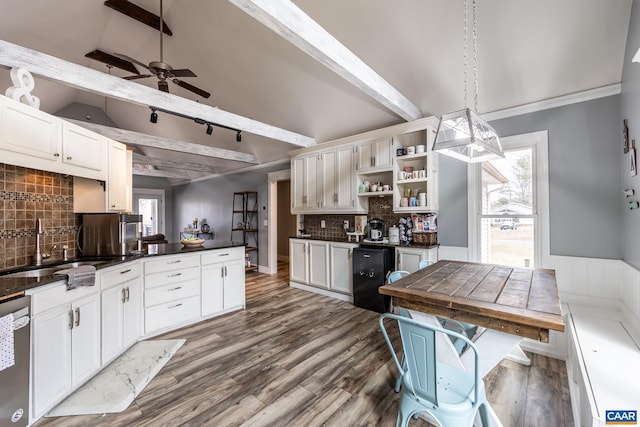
[78, 213, 143, 256]
[366, 218, 385, 241]
[388, 226, 400, 245]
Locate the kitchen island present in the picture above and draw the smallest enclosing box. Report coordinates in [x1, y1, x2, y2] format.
[0, 241, 246, 423]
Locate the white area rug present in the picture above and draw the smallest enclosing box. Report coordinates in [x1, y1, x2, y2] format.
[46, 339, 186, 417]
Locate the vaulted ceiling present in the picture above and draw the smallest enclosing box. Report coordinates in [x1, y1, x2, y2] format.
[0, 0, 633, 183]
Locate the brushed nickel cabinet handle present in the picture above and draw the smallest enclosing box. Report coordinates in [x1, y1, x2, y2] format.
[125, 286, 130, 302]
[75, 307, 80, 327]
[168, 286, 182, 291]
[120, 269, 132, 275]
[168, 272, 182, 278]
[121, 288, 126, 303]
[168, 303, 183, 309]
[68, 309, 74, 329]
[167, 259, 182, 264]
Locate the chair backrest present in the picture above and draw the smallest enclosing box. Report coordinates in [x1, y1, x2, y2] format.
[418, 259, 433, 270]
[379, 313, 480, 407]
[388, 270, 409, 283]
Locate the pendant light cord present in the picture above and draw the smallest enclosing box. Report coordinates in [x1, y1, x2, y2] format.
[463, 0, 479, 113]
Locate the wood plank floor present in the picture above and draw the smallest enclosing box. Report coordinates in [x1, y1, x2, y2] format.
[35, 262, 573, 427]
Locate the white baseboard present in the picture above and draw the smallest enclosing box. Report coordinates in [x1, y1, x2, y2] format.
[277, 254, 290, 262]
[258, 264, 269, 274]
[289, 281, 353, 303]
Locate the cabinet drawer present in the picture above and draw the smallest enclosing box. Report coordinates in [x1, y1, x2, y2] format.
[201, 247, 244, 265]
[144, 254, 200, 275]
[145, 279, 200, 307]
[29, 281, 99, 317]
[100, 262, 141, 290]
[144, 295, 200, 333]
[144, 266, 200, 289]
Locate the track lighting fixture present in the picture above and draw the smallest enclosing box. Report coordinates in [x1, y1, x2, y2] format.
[148, 106, 242, 139]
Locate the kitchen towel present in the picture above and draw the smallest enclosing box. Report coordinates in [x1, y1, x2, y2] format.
[54, 265, 96, 290]
[0, 313, 15, 372]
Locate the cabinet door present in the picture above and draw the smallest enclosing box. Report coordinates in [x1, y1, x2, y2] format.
[123, 278, 142, 349]
[71, 294, 101, 387]
[308, 241, 330, 289]
[223, 259, 245, 309]
[335, 146, 354, 209]
[374, 138, 393, 168]
[0, 96, 60, 162]
[396, 248, 424, 273]
[289, 239, 308, 284]
[201, 263, 224, 316]
[330, 243, 354, 294]
[61, 121, 104, 172]
[305, 154, 319, 209]
[291, 157, 306, 211]
[101, 285, 125, 364]
[32, 305, 72, 418]
[107, 140, 128, 211]
[319, 150, 336, 209]
[356, 143, 373, 171]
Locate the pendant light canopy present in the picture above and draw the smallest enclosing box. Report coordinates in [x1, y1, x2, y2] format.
[433, 0, 503, 163]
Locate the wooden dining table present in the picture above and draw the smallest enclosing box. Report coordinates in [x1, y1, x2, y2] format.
[379, 260, 565, 427]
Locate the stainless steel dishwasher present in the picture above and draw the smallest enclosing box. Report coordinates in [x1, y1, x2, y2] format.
[0, 293, 30, 427]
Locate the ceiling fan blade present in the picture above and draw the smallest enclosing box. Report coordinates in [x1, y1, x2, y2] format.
[104, 0, 173, 36]
[85, 49, 139, 75]
[123, 74, 153, 80]
[158, 80, 170, 93]
[112, 53, 150, 71]
[171, 68, 197, 78]
[172, 79, 211, 99]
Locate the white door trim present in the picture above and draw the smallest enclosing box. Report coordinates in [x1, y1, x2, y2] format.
[133, 188, 166, 236]
[267, 169, 291, 274]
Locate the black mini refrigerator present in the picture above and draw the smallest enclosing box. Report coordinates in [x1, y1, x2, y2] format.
[352, 245, 395, 313]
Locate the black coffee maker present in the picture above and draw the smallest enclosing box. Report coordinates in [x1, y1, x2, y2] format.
[367, 218, 385, 241]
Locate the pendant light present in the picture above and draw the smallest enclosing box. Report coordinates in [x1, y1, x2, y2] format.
[432, 0, 503, 163]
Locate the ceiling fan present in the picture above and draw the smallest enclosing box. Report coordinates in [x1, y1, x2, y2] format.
[88, 0, 210, 98]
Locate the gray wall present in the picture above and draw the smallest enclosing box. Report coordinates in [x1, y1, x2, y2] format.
[621, 0, 640, 269]
[436, 95, 623, 260]
[132, 175, 175, 242]
[277, 180, 296, 257]
[172, 163, 288, 267]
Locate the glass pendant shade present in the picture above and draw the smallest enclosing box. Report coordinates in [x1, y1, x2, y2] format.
[432, 108, 504, 163]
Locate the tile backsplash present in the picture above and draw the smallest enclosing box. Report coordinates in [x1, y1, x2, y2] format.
[302, 196, 434, 239]
[0, 163, 78, 270]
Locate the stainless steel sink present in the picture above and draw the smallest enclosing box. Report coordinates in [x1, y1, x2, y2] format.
[1, 260, 107, 278]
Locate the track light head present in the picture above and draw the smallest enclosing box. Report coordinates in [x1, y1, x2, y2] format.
[206, 123, 213, 135]
[150, 109, 158, 124]
[236, 131, 242, 142]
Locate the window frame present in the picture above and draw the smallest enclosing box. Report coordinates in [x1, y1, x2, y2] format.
[467, 130, 550, 268]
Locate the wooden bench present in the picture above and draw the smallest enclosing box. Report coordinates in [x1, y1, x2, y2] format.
[565, 303, 640, 427]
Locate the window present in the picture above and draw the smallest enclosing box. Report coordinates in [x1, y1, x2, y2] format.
[133, 188, 165, 237]
[468, 131, 549, 268]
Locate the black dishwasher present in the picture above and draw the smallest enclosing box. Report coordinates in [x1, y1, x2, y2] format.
[352, 245, 395, 313]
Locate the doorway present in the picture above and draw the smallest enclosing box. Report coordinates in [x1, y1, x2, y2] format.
[267, 169, 292, 274]
[133, 188, 166, 237]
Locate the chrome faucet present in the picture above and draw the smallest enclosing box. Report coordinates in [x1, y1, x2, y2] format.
[33, 217, 44, 266]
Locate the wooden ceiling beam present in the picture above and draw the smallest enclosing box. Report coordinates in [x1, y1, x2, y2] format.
[132, 167, 201, 179]
[228, 0, 422, 122]
[65, 119, 259, 164]
[132, 152, 219, 174]
[0, 39, 315, 148]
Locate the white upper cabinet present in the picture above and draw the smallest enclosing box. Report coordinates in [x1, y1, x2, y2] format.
[356, 138, 393, 171]
[108, 140, 128, 211]
[0, 95, 109, 180]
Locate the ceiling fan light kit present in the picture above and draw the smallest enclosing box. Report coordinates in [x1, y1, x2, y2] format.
[433, 0, 503, 163]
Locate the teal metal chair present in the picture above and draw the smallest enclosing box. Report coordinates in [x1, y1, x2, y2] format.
[418, 259, 433, 269]
[380, 313, 490, 427]
[388, 270, 410, 284]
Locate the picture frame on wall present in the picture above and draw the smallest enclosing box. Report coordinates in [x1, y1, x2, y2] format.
[624, 118, 630, 153]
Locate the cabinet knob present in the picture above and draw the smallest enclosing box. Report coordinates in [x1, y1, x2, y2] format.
[54, 153, 60, 157]
[66, 156, 72, 160]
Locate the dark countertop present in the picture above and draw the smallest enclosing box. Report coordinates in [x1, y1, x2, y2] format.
[289, 235, 439, 250]
[0, 240, 244, 299]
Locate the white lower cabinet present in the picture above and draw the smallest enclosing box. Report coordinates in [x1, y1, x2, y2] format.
[290, 239, 357, 296]
[31, 288, 100, 419]
[329, 242, 357, 294]
[289, 239, 309, 284]
[395, 246, 439, 273]
[201, 247, 246, 316]
[100, 263, 142, 364]
[143, 254, 201, 334]
[309, 241, 330, 289]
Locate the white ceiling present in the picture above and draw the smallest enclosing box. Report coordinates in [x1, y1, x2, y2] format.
[0, 0, 632, 182]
